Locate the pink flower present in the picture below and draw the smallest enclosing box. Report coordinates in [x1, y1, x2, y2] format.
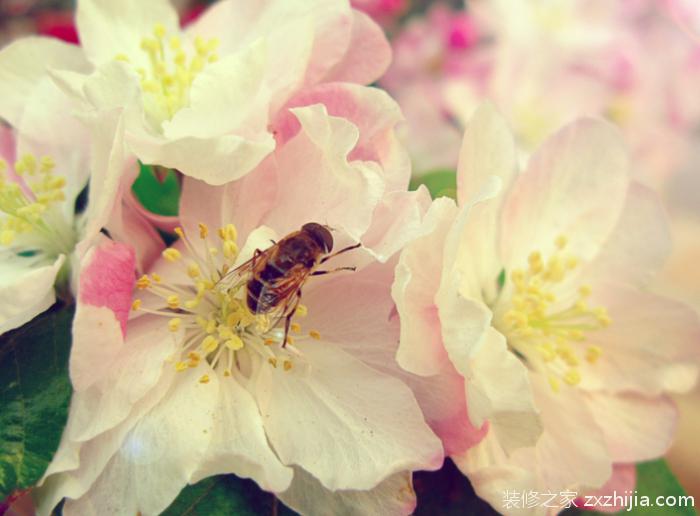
[393, 104, 700, 513]
[35, 98, 442, 515]
[382, 0, 700, 188]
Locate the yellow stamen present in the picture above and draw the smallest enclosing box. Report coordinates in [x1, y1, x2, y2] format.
[163, 248, 181, 262]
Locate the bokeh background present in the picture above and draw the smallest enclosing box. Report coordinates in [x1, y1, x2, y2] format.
[1, 0, 698, 504]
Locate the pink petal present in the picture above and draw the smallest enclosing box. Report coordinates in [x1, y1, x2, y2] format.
[78, 238, 136, 336]
[322, 10, 392, 86]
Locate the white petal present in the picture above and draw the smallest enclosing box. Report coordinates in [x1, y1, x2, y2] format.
[76, 0, 179, 66]
[579, 283, 700, 395]
[530, 376, 612, 491]
[464, 328, 542, 454]
[457, 102, 517, 208]
[191, 374, 293, 493]
[500, 118, 629, 266]
[360, 187, 431, 262]
[36, 365, 176, 515]
[584, 392, 677, 463]
[582, 182, 671, 287]
[392, 197, 457, 376]
[0, 37, 90, 128]
[262, 104, 384, 241]
[0, 254, 63, 334]
[255, 344, 442, 491]
[63, 365, 217, 516]
[322, 10, 391, 85]
[68, 314, 177, 442]
[279, 467, 417, 516]
[127, 129, 275, 186]
[163, 42, 270, 140]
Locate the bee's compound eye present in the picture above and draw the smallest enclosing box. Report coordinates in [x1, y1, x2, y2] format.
[302, 222, 334, 253]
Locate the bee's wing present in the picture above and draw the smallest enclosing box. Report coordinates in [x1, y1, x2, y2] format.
[215, 251, 264, 291]
[255, 265, 311, 326]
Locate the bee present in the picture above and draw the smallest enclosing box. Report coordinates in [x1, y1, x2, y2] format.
[220, 223, 360, 346]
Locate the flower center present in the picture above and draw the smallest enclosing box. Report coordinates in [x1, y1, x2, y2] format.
[132, 223, 321, 384]
[498, 235, 611, 392]
[0, 154, 74, 257]
[116, 24, 219, 125]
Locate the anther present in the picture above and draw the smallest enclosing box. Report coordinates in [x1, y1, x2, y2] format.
[166, 294, 180, 309]
[163, 248, 181, 262]
[168, 318, 181, 332]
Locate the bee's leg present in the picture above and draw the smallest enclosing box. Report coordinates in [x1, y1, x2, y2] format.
[320, 242, 362, 264]
[282, 289, 302, 348]
[311, 266, 356, 276]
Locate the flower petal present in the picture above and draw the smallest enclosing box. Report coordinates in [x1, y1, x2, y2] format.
[128, 130, 275, 187]
[77, 239, 136, 336]
[62, 366, 217, 516]
[464, 328, 542, 454]
[36, 365, 176, 515]
[68, 314, 177, 442]
[457, 102, 517, 208]
[500, 118, 629, 266]
[76, 0, 179, 66]
[584, 392, 677, 463]
[361, 187, 432, 262]
[531, 376, 612, 491]
[580, 283, 700, 395]
[261, 104, 385, 242]
[163, 43, 270, 140]
[0, 37, 90, 129]
[279, 468, 417, 516]
[393, 197, 457, 376]
[277, 82, 410, 191]
[0, 254, 64, 335]
[191, 374, 293, 493]
[255, 344, 442, 491]
[583, 182, 671, 287]
[322, 10, 392, 85]
[577, 464, 636, 513]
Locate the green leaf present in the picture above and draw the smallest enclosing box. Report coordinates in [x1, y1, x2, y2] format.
[0, 305, 74, 500]
[132, 163, 180, 217]
[409, 169, 457, 200]
[562, 459, 694, 516]
[162, 475, 285, 516]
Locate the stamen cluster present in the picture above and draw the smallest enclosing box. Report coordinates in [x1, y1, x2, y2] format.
[501, 235, 611, 392]
[0, 154, 68, 247]
[116, 24, 220, 123]
[131, 223, 321, 384]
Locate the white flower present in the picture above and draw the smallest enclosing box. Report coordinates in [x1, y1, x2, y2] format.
[19, 0, 392, 185]
[393, 104, 700, 513]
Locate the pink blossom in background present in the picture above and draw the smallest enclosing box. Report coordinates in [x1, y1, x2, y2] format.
[351, 0, 407, 28]
[383, 0, 700, 190]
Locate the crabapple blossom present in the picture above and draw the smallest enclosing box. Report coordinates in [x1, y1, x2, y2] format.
[34, 102, 443, 516]
[14, 0, 392, 185]
[0, 53, 159, 333]
[392, 104, 700, 514]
